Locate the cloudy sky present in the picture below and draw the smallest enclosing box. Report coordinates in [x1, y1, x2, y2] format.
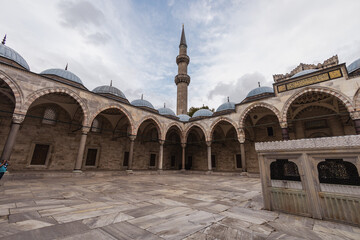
[1, 0, 360, 112]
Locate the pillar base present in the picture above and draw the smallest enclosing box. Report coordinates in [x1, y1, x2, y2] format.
[180, 168, 186, 172]
[205, 170, 213, 175]
[157, 169, 163, 174]
[126, 170, 133, 174]
[73, 170, 82, 173]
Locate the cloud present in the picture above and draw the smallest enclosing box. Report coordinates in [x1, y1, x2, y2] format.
[208, 72, 267, 104]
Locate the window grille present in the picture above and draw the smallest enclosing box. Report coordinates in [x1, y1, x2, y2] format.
[123, 152, 129, 166]
[318, 159, 360, 186]
[270, 159, 301, 181]
[211, 155, 216, 168]
[150, 154, 156, 167]
[42, 107, 57, 125]
[31, 144, 50, 165]
[85, 149, 97, 166]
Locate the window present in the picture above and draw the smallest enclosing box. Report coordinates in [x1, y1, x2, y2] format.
[267, 127, 274, 137]
[186, 156, 192, 170]
[305, 119, 327, 129]
[123, 152, 129, 167]
[42, 107, 57, 125]
[211, 155, 216, 168]
[318, 159, 360, 186]
[270, 159, 300, 181]
[171, 155, 176, 167]
[85, 149, 97, 166]
[91, 118, 101, 133]
[150, 154, 156, 167]
[31, 144, 50, 165]
[236, 154, 242, 168]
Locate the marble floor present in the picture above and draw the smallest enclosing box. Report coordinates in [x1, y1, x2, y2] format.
[0, 172, 359, 240]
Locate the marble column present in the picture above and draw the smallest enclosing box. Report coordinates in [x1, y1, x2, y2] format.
[240, 142, 246, 172]
[181, 143, 186, 171]
[74, 130, 88, 172]
[206, 141, 212, 171]
[127, 136, 136, 170]
[1, 121, 21, 161]
[281, 127, 290, 140]
[158, 140, 164, 171]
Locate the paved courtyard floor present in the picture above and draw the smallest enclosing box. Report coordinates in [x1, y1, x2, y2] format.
[0, 173, 359, 240]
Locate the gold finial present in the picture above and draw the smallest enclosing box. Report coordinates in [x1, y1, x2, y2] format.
[227, 96, 229, 102]
[65, 63, 68, 70]
[110, 80, 112, 87]
[258, 82, 261, 87]
[1, 34, 6, 45]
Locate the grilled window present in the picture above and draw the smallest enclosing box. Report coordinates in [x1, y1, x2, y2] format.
[85, 149, 97, 166]
[236, 154, 242, 168]
[318, 159, 360, 186]
[270, 159, 301, 181]
[267, 127, 274, 136]
[31, 144, 50, 165]
[171, 155, 176, 167]
[123, 152, 129, 167]
[150, 154, 156, 167]
[211, 155, 216, 168]
[42, 107, 57, 125]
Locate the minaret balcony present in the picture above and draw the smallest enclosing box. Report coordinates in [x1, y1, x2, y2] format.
[175, 74, 190, 85]
[176, 55, 190, 65]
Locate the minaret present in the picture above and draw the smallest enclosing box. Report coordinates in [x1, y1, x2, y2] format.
[175, 24, 190, 115]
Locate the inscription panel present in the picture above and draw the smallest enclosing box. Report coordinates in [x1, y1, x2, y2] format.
[277, 69, 343, 93]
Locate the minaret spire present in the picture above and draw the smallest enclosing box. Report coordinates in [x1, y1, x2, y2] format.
[175, 24, 190, 115]
[1, 34, 6, 45]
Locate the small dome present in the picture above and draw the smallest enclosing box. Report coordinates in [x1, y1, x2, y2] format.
[347, 58, 360, 74]
[193, 109, 213, 118]
[158, 107, 176, 116]
[178, 114, 190, 122]
[40, 69, 83, 85]
[291, 69, 318, 78]
[246, 86, 274, 98]
[93, 85, 126, 99]
[0, 43, 30, 70]
[216, 101, 235, 112]
[131, 98, 155, 109]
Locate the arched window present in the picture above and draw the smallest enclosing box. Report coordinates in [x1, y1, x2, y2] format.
[42, 107, 57, 125]
[318, 159, 360, 186]
[270, 159, 301, 181]
[91, 118, 101, 133]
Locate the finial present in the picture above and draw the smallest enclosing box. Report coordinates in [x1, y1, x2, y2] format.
[1, 34, 6, 45]
[164, 103, 166, 108]
[258, 82, 260, 87]
[110, 80, 112, 87]
[65, 63, 68, 70]
[141, 94, 143, 100]
[227, 96, 229, 102]
[179, 24, 187, 47]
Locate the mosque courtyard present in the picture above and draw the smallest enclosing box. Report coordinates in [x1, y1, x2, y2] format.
[0, 173, 359, 240]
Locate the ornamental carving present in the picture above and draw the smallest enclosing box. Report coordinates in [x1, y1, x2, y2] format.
[174, 74, 190, 85]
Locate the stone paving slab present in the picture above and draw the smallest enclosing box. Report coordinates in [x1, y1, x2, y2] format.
[0, 173, 359, 239]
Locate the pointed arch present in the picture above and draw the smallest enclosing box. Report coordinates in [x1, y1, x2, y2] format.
[89, 104, 135, 136]
[135, 115, 163, 139]
[209, 117, 239, 141]
[184, 123, 209, 142]
[163, 122, 184, 142]
[22, 87, 89, 126]
[281, 86, 355, 123]
[353, 88, 360, 112]
[239, 102, 281, 128]
[0, 70, 24, 113]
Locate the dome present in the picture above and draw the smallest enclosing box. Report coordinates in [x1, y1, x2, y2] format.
[40, 69, 83, 85]
[347, 58, 360, 74]
[291, 69, 318, 78]
[93, 85, 126, 99]
[216, 101, 235, 112]
[178, 114, 190, 122]
[0, 43, 30, 70]
[246, 86, 274, 98]
[193, 109, 213, 118]
[131, 98, 155, 109]
[158, 107, 176, 116]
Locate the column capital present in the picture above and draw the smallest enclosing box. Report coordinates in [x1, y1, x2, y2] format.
[280, 121, 288, 128]
[12, 113, 25, 124]
[159, 140, 165, 145]
[181, 143, 186, 148]
[206, 141, 212, 147]
[350, 111, 360, 120]
[129, 135, 136, 141]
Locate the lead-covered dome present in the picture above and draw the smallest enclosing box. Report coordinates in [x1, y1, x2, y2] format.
[348, 58, 360, 74]
[178, 114, 190, 122]
[0, 41, 30, 70]
[246, 86, 274, 98]
[93, 85, 126, 99]
[158, 106, 176, 116]
[216, 101, 235, 112]
[40, 68, 83, 85]
[193, 109, 213, 118]
[131, 97, 155, 109]
[291, 69, 318, 78]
